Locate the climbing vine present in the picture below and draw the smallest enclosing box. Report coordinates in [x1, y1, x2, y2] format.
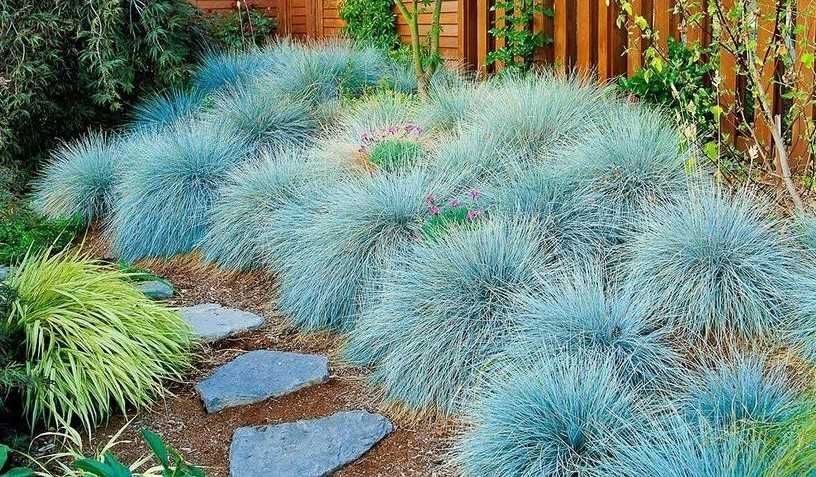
[339, 0, 399, 50]
[487, 0, 554, 72]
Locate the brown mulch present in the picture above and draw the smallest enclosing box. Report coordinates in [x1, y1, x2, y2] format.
[89, 255, 454, 477]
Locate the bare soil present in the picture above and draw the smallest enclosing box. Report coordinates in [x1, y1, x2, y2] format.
[89, 256, 454, 477]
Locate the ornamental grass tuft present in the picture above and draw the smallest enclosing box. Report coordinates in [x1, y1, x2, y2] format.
[454, 351, 651, 476]
[275, 167, 450, 332]
[108, 122, 253, 262]
[32, 131, 121, 223]
[209, 80, 318, 150]
[350, 219, 555, 415]
[507, 264, 679, 388]
[681, 353, 800, 430]
[6, 249, 193, 432]
[130, 88, 207, 131]
[562, 104, 691, 233]
[200, 148, 338, 271]
[484, 164, 609, 263]
[623, 188, 803, 339]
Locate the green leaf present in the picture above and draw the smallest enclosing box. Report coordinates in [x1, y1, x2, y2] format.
[634, 15, 648, 31]
[142, 429, 171, 469]
[703, 141, 719, 162]
[2, 468, 34, 477]
[710, 105, 724, 120]
[0, 445, 8, 468]
[803, 52, 815, 69]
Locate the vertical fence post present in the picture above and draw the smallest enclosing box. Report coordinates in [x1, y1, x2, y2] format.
[627, 0, 644, 77]
[554, 0, 568, 71]
[754, 0, 780, 164]
[653, 0, 671, 52]
[685, 0, 704, 45]
[477, 0, 491, 74]
[792, 0, 815, 171]
[598, 0, 611, 81]
[718, 0, 739, 146]
[577, 1, 592, 72]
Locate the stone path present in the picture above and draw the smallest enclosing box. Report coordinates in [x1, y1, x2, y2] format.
[196, 350, 329, 413]
[179, 303, 265, 342]
[230, 411, 394, 477]
[186, 300, 393, 476]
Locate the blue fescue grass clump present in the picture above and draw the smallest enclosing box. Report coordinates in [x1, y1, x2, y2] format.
[484, 164, 609, 263]
[192, 49, 277, 94]
[562, 105, 691, 232]
[507, 264, 679, 388]
[623, 189, 803, 339]
[266, 41, 388, 110]
[416, 81, 485, 133]
[351, 219, 556, 416]
[459, 73, 609, 162]
[681, 353, 799, 430]
[200, 148, 337, 271]
[32, 131, 121, 223]
[275, 167, 451, 332]
[601, 415, 773, 476]
[108, 122, 252, 262]
[794, 213, 816, 253]
[130, 88, 208, 131]
[454, 351, 651, 476]
[210, 81, 318, 150]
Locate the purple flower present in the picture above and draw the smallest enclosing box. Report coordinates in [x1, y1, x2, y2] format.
[469, 188, 481, 200]
[425, 194, 436, 205]
[467, 209, 483, 221]
[429, 205, 441, 216]
[448, 198, 462, 207]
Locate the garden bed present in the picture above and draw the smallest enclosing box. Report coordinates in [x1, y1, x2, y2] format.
[88, 255, 451, 477]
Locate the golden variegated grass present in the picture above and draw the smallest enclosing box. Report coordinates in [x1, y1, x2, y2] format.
[7, 249, 194, 433]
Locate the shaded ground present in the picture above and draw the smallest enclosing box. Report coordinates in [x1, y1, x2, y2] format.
[90, 256, 453, 477]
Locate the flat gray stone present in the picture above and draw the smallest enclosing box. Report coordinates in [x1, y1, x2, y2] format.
[196, 350, 329, 413]
[0, 266, 9, 282]
[179, 303, 264, 342]
[229, 410, 393, 477]
[137, 280, 174, 300]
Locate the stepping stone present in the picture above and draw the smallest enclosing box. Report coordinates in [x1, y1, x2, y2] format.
[0, 266, 9, 282]
[137, 280, 174, 300]
[229, 410, 393, 477]
[196, 350, 329, 413]
[179, 303, 264, 342]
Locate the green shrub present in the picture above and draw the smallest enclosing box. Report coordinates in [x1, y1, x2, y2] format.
[339, 0, 399, 51]
[618, 37, 719, 145]
[0, 201, 84, 266]
[5, 249, 193, 432]
[0, 0, 209, 167]
[206, 7, 276, 50]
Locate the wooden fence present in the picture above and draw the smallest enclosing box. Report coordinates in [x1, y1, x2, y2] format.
[193, 0, 816, 169]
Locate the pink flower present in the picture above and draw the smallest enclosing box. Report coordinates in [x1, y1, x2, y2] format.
[469, 189, 481, 200]
[429, 205, 441, 216]
[467, 209, 483, 221]
[425, 194, 436, 205]
[449, 198, 462, 207]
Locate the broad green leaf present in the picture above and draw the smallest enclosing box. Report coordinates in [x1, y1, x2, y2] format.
[142, 429, 170, 469]
[0, 445, 8, 468]
[3, 468, 34, 477]
[703, 141, 719, 161]
[710, 105, 724, 120]
[803, 52, 815, 69]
